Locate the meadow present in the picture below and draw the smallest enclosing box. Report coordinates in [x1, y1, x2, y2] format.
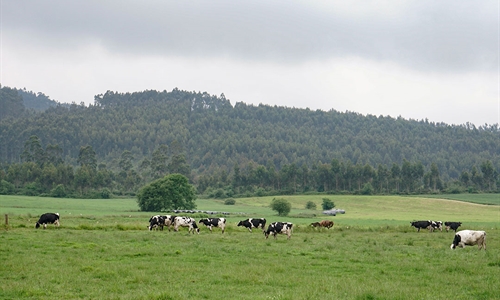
[1, 194, 499, 300]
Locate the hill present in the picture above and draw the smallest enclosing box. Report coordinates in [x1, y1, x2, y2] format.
[0, 85, 498, 196]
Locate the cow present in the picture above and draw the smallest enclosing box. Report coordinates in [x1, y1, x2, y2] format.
[450, 230, 486, 250]
[148, 215, 176, 231]
[161, 215, 176, 231]
[148, 215, 165, 231]
[311, 220, 334, 229]
[199, 218, 226, 233]
[444, 221, 462, 232]
[173, 216, 199, 234]
[264, 222, 293, 240]
[237, 218, 267, 232]
[410, 220, 432, 232]
[35, 213, 60, 229]
[430, 220, 443, 232]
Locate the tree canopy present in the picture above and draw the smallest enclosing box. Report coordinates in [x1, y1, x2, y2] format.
[136, 174, 196, 212]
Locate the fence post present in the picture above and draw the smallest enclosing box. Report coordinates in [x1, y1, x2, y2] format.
[4, 214, 8, 230]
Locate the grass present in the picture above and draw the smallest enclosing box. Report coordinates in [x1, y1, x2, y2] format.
[417, 193, 500, 205]
[0, 194, 499, 299]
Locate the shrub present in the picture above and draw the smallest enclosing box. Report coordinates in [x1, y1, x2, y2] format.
[270, 198, 291, 216]
[361, 183, 374, 195]
[224, 198, 236, 205]
[50, 184, 67, 198]
[305, 201, 317, 210]
[100, 188, 111, 199]
[0, 180, 15, 195]
[322, 198, 335, 210]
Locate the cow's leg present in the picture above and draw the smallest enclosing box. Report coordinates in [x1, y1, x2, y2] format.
[43, 223, 47, 229]
[248, 228, 252, 232]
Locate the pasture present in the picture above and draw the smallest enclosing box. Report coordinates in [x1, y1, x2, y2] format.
[1, 195, 499, 299]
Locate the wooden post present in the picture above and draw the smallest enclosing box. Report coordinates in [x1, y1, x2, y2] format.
[4, 214, 8, 230]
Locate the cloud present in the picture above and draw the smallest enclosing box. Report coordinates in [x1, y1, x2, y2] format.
[1, 1, 498, 126]
[3, 1, 497, 71]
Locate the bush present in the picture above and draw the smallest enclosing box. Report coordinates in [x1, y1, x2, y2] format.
[322, 198, 335, 210]
[100, 188, 111, 199]
[224, 198, 236, 205]
[361, 183, 374, 195]
[305, 201, 317, 210]
[0, 180, 15, 195]
[270, 198, 292, 216]
[50, 184, 67, 198]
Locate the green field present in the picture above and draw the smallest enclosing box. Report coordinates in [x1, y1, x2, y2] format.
[1, 195, 499, 299]
[417, 193, 500, 206]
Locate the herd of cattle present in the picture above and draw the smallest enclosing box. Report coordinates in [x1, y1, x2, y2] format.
[33, 213, 486, 249]
[147, 215, 294, 239]
[410, 220, 486, 250]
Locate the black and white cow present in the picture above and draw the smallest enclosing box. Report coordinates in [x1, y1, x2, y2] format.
[237, 218, 267, 232]
[410, 220, 432, 232]
[161, 215, 176, 231]
[148, 215, 176, 231]
[450, 230, 486, 250]
[148, 215, 165, 231]
[199, 218, 226, 233]
[264, 222, 293, 240]
[35, 213, 60, 229]
[444, 221, 462, 232]
[430, 220, 443, 232]
[173, 216, 199, 234]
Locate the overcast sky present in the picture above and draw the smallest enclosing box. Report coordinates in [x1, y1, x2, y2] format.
[1, 1, 498, 126]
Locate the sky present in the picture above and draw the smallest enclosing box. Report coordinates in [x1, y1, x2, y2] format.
[1, 0, 498, 126]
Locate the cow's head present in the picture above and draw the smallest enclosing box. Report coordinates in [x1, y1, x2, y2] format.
[35, 222, 41, 229]
[450, 234, 461, 249]
[237, 220, 243, 226]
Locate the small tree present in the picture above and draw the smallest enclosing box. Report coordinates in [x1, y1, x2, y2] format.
[270, 198, 291, 216]
[137, 174, 196, 211]
[322, 198, 335, 210]
[305, 201, 317, 210]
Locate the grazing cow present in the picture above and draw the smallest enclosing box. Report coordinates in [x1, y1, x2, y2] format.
[173, 216, 199, 234]
[430, 220, 443, 232]
[35, 213, 60, 229]
[161, 215, 176, 231]
[148, 215, 176, 231]
[237, 218, 267, 232]
[264, 222, 293, 240]
[444, 221, 462, 232]
[199, 218, 226, 233]
[311, 220, 334, 229]
[450, 230, 486, 250]
[148, 215, 165, 231]
[410, 220, 432, 232]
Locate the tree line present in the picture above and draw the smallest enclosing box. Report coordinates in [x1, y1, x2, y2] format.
[0, 134, 497, 198]
[0, 85, 499, 198]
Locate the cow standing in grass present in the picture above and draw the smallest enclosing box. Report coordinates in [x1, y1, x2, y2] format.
[445, 222, 462, 232]
[237, 218, 267, 232]
[148, 215, 165, 231]
[264, 222, 293, 240]
[35, 213, 60, 229]
[199, 218, 226, 234]
[450, 230, 486, 250]
[430, 221, 443, 232]
[410, 220, 432, 232]
[310, 220, 334, 229]
[173, 216, 199, 234]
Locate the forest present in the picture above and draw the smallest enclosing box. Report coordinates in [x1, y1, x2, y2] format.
[0, 85, 498, 198]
